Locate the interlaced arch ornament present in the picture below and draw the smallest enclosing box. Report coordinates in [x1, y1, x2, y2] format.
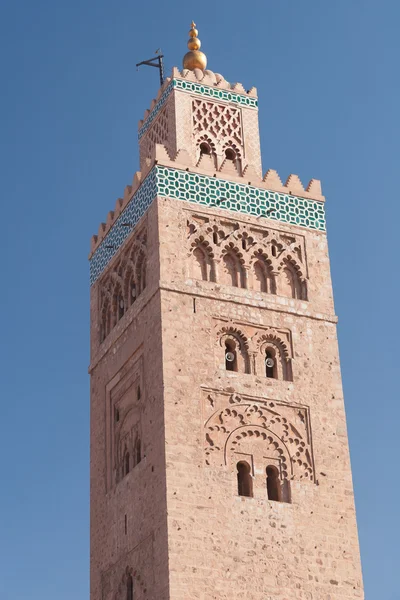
[186, 214, 309, 300]
[204, 394, 315, 485]
[98, 229, 147, 343]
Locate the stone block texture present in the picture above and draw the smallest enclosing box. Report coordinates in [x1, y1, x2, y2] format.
[89, 68, 364, 600]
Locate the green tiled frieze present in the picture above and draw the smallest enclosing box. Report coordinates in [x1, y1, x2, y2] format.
[90, 166, 326, 285]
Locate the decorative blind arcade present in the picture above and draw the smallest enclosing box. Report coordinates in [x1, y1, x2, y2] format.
[90, 166, 326, 285]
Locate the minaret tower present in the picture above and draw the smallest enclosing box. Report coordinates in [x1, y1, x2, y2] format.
[89, 24, 364, 599]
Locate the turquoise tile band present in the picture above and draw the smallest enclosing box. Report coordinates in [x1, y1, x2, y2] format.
[90, 166, 326, 285]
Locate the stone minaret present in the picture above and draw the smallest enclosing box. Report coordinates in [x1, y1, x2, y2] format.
[89, 23, 364, 600]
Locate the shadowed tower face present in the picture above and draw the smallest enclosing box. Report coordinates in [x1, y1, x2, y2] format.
[89, 23, 364, 600]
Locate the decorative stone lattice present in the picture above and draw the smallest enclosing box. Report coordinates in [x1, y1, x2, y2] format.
[138, 78, 258, 140]
[140, 105, 169, 162]
[203, 391, 315, 482]
[192, 99, 242, 145]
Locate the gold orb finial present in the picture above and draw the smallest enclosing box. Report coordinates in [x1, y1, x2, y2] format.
[183, 21, 207, 71]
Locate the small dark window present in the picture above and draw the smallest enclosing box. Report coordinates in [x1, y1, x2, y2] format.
[127, 574, 134, 600]
[200, 142, 211, 155]
[266, 465, 281, 501]
[242, 238, 246, 250]
[265, 350, 276, 379]
[213, 231, 218, 244]
[137, 386, 141, 400]
[272, 245, 277, 257]
[237, 461, 253, 497]
[225, 148, 236, 161]
[225, 341, 237, 372]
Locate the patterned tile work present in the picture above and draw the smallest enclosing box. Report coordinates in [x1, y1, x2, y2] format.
[138, 78, 258, 140]
[173, 79, 258, 108]
[90, 166, 326, 285]
[90, 169, 157, 284]
[138, 81, 174, 140]
[156, 167, 326, 230]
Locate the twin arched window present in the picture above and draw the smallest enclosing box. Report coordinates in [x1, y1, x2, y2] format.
[222, 333, 291, 381]
[236, 461, 287, 502]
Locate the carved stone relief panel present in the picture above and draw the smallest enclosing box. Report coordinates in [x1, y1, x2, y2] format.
[187, 212, 308, 299]
[105, 353, 144, 490]
[202, 389, 316, 484]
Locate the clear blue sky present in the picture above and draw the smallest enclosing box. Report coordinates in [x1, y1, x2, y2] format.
[0, 1, 398, 598]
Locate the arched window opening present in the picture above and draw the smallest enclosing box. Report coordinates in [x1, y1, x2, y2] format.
[124, 452, 130, 477]
[193, 246, 208, 281]
[126, 575, 134, 600]
[266, 465, 281, 501]
[265, 349, 277, 379]
[254, 260, 267, 293]
[237, 461, 253, 497]
[223, 253, 238, 287]
[225, 340, 238, 372]
[242, 238, 246, 250]
[272, 245, 277, 257]
[213, 231, 218, 245]
[280, 264, 302, 299]
[200, 141, 211, 155]
[118, 295, 125, 320]
[225, 147, 236, 161]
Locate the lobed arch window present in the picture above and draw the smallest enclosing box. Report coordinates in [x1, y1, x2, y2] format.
[191, 243, 215, 282]
[279, 260, 307, 300]
[222, 250, 246, 288]
[200, 141, 212, 155]
[222, 143, 242, 174]
[252, 256, 276, 295]
[221, 332, 250, 374]
[237, 461, 253, 497]
[260, 340, 292, 382]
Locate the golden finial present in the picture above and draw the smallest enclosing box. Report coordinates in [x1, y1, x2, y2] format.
[183, 21, 207, 71]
